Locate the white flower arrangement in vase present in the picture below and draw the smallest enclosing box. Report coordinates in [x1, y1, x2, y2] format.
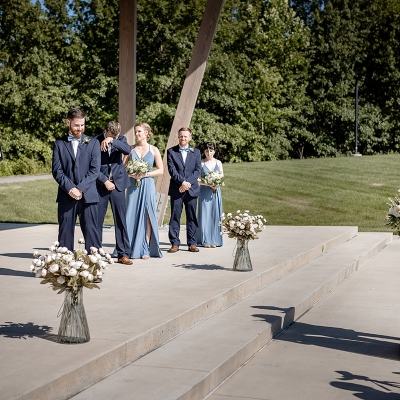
[220, 210, 266, 240]
[29, 239, 113, 293]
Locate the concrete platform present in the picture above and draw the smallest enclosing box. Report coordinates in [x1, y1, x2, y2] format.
[209, 237, 400, 400]
[0, 223, 393, 399]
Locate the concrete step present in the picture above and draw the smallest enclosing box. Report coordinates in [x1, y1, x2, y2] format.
[71, 232, 392, 400]
[0, 225, 357, 400]
[207, 237, 400, 400]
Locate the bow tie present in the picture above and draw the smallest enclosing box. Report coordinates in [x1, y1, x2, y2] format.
[68, 135, 81, 142]
[179, 147, 189, 152]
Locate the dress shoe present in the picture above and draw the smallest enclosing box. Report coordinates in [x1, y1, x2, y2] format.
[188, 245, 200, 252]
[168, 245, 179, 253]
[118, 256, 133, 265]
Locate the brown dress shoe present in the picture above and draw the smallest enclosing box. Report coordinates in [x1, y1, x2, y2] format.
[167, 245, 179, 253]
[188, 245, 200, 252]
[118, 256, 133, 265]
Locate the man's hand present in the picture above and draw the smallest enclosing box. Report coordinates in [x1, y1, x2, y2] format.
[69, 187, 82, 200]
[181, 181, 191, 190]
[100, 137, 113, 152]
[104, 180, 115, 191]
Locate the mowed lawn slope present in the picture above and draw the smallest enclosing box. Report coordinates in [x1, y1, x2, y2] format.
[0, 154, 398, 232]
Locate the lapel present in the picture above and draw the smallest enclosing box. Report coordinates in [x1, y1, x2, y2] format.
[75, 134, 86, 162]
[63, 137, 76, 160]
[175, 146, 185, 168]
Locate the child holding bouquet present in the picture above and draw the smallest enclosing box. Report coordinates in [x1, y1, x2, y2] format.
[197, 142, 224, 248]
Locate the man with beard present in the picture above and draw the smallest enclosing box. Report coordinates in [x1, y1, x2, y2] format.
[52, 108, 101, 253]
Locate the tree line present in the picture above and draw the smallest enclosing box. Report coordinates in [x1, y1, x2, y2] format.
[0, 0, 399, 175]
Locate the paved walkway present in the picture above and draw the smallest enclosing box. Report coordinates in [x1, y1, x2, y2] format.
[0, 174, 52, 184]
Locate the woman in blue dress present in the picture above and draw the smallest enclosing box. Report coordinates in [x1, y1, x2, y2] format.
[197, 142, 224, 248]
[125, 123, 164, 259]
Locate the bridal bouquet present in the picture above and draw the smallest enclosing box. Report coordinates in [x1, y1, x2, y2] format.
[220, 210, 266, 240]
[202, 171, 225, 193]
[125, 159, 150, 186]
[29, 239, 113, 293]
[386, 191, 400, 235]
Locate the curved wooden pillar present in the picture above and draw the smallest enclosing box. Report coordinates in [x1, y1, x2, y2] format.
[155, 0, 225, 226]
[119, 0, 137, 145]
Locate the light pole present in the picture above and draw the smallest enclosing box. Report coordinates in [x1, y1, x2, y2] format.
[352, 75, 362, 156]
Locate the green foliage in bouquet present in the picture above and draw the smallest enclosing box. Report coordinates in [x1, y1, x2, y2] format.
[385, 191, 400, 235]
[29, 240, 113, 293]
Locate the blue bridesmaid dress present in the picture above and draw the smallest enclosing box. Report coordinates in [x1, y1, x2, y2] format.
[196, 162, 223, 247]
[125, 146, 163, 258]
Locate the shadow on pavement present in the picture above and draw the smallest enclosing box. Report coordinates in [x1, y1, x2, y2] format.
[173, 263, 230, 271]
[251, 306, 400, 361]
[0, 267, 32, 277]
[331, 370, 400, 399]
[0, 322, 58, 342]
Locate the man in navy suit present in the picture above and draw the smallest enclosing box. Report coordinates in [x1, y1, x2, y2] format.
[167, 127, 202, 253]
[96, 121, 133, 265]
[52, 108, 101, 253]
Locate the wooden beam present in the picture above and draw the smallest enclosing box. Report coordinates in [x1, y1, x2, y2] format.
[155, 0, 225, 226]
[119, 0, 137, 144]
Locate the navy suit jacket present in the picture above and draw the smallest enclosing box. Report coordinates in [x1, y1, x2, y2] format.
[95, 133, 131, 192]
[52, 134, 100, 204]
[167, 145, 201, 199]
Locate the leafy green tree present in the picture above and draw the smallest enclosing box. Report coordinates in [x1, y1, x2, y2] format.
[0, 0, 79, 172]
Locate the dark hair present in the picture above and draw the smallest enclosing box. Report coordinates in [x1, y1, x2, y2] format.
[106, 121, 121, 136]
[67, 108, 86, 120]
[204, 142, 215, 150]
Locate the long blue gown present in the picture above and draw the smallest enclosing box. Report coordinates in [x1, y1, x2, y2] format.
[196, 162, 223, 247]
[126, 147, 163, 258]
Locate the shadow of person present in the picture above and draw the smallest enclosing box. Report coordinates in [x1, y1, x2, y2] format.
[0, 268, 33, 277]
[335, 370, 400, 391]
[251, 305, 296, 333]
[0, 252, 35, 259]
[331, 378, 400, 399]
[0, 322, 57, 342]
[251, 306, 400, 361]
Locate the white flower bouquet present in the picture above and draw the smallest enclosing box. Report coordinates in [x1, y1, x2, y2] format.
[202, 171, 225, 193]
[386, 191, 400, 235]
[29, 239, 113, 293]
[220, 210, 266, 240]
[125, 159, 151, 186]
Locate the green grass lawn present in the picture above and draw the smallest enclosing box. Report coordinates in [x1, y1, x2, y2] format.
[0, 154, 398, 232]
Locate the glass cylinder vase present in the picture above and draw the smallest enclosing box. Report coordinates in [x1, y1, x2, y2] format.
[57, 286, 90, 344]
[233, 238, 253, 271]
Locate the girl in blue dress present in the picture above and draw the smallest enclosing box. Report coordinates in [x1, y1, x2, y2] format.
[197, 142, 224, 248]
[125, 123, 164, 259]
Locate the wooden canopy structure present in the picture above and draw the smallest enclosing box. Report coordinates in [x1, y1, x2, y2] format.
[119, 0, 225, 226]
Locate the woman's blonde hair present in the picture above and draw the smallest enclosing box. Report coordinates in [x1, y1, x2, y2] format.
[135, 122, 152, 140]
